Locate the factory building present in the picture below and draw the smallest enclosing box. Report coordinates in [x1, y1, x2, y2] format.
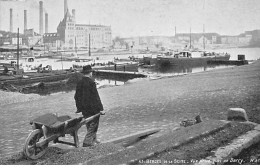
[57, 1, 112, 50]
[43, 33, 61, 50]
[75, 24, 112, 49]
[1, 0, 112, 51]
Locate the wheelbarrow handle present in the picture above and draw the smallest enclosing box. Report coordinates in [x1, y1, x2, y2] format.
[79, 113, 101, 126]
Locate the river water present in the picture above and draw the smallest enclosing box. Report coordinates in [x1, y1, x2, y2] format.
[139, 47, 260, 77]
[98, 47, 260, 87]
[48, 47, 260, 69]
[209, 47, 260, 61]
[25, 47, 260, 92]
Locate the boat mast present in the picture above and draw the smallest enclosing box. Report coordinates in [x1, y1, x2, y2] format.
[189, 27, 192, 49]
[75, 36, 77, 54]
[203, 0, 206, 51]
[89, 34, 91, 56]
[17, 28, 19, 71]
[203, 24, 205, 50]
[175, 26, 177, 43]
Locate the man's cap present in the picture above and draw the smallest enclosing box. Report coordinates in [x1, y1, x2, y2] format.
[81, 65, 93, 74]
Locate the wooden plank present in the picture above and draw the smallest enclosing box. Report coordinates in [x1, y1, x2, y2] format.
[103, 128, 160, 144]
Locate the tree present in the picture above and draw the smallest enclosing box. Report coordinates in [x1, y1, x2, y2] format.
[125, 42, 129, 50]
[112, 36, 125, 48]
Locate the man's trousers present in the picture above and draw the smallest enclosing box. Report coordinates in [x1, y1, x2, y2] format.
[83, 115, 100, 145]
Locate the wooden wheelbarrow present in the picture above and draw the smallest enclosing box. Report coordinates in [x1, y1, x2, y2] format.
[23, 113, 101, 160]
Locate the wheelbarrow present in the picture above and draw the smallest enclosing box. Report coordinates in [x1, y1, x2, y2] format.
[23, 113, 101, 160]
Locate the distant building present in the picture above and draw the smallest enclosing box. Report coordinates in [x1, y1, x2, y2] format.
[175, 33, 221, 45]
[0, 30, 27, 46]
[57, 10, 76, 49]
[43, 33, 61, 50]
[221, 36, 239, 44]
[121, 36, 174, 50]
[198, 36, 209, 45]
[57, 9, 112, 50]
[198, 35, 219, 45]
[212, 36, 218, 44]
[24, 29, 43, 47]
[76, 24, 112, 49]
[175, 34, 190, 42]
[244, 29, 260, 40]
[238, 34, 252, 45]
[11, 37, 23, 45]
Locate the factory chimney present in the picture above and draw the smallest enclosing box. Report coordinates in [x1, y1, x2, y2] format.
[72, 9, 75, 20]
[45, 13, 48, 33]
[64, 0, 68, 16]
[39, 1, 43, 35]
[10, 8, 13, 32]
[24, 10, 27, 31]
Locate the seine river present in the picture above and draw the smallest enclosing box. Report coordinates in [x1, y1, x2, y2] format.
[27, 47, 258, 74]
[34, 47, 260, 88]
[210, 47, 260, 61]
[90, 47, 260, 61]
[143, 47, 260, 76]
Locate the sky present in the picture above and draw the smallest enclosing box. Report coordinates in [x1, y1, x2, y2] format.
[0, 0, 260, 38]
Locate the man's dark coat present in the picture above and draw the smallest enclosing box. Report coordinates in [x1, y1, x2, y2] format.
[74, 76, 103, 118]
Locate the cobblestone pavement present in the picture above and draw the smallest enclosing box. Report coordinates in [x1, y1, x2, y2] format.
[0, 61, 260, 158]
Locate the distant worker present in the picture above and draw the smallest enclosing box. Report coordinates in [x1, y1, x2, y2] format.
[3, 66, 8, 74]
[74, 65, 105, 147]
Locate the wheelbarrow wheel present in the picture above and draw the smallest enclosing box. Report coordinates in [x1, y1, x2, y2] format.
[23, 129, 49, 160]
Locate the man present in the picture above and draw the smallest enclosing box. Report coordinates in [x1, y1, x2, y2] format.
[74, 65, 105, 147]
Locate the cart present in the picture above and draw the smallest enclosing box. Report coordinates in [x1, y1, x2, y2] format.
[23, 113, 101, 160]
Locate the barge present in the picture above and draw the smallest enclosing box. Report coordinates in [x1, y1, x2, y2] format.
[153, 51, 231, 67]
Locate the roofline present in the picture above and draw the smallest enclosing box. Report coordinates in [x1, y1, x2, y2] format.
[76, 24, 111, 27]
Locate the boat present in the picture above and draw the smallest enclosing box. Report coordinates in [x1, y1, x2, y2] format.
[156, 50, 230, 67]
[69, 58, 94, 69]
[138, 54, 157, 66]
[38, 51, 62, 59]
[152, 25, 230, 68]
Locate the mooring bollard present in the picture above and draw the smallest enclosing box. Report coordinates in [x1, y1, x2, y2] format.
[227, 108, 249, 122]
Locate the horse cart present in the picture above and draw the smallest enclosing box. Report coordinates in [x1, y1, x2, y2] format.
[23, 113, 101, 160]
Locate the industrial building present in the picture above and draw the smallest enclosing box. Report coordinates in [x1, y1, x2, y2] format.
[57, 0, 112, 50]
[0, 0, 112, 51]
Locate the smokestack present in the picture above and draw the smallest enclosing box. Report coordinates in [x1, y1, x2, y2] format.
[10, 8, 13, 32]
[45, 13, 48, 33]
[72, 9, 75, 20]
[39, 1, 43, 35]
[24, 10, 27, 31]
[64, 0, 68, 16]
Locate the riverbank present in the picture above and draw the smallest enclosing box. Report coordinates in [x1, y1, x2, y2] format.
[0, 60, 259, 163]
